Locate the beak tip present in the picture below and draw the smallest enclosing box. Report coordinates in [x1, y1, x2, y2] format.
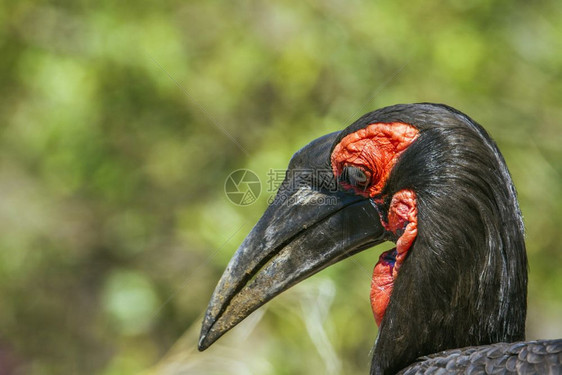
[197, 334, 208, 351]
[198, 307, 216, 349]
[198, 324, 216, 351]
[198, 317, 215, 351]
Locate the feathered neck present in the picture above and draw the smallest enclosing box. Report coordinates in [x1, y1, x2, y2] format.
[364, 104, 527, 374]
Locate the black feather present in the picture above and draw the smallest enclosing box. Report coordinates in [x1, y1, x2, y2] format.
[336, 103, 530, 374]
[398, 339, 562, 374]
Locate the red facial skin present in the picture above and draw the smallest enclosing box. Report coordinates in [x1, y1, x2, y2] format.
[331, 123, 419, 327]
[331, 123, 418, 197]
[371, 190, 417, 326]
[371, 250, 395, 326]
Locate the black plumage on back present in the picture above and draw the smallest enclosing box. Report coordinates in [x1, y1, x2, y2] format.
[399, 339, 562, 374]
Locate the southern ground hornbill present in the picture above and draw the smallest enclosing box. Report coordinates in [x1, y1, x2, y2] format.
[198, 103, 562, 374]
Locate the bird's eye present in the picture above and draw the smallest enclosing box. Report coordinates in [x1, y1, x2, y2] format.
[340, 165, 370, 190]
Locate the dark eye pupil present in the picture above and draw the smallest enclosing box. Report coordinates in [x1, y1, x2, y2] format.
[340, 165, 369, 188]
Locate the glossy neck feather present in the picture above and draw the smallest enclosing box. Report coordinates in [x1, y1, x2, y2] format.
[360, 105, 527, 375]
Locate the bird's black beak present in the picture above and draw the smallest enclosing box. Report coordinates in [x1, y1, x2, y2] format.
[198, 133, 386, 351]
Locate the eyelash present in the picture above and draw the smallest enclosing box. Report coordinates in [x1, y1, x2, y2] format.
[340, 165, 370, 190]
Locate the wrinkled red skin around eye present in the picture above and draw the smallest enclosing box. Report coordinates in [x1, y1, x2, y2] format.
[331, 122, 418, 197]
[371, 189, 417, 326]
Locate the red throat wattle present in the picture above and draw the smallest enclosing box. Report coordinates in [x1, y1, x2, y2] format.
[371, 190, 417, 326]
[331, 123, 419, 327]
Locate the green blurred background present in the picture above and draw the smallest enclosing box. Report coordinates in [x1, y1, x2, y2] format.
[1, 1, 562, 374]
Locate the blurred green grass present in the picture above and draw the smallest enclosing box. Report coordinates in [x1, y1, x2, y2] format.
[1, 0, 561, 374]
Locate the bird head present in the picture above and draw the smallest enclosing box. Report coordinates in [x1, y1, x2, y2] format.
[198, 103, 527, 374]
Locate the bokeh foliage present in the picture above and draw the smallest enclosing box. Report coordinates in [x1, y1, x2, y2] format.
[1, 0, 561, 374]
